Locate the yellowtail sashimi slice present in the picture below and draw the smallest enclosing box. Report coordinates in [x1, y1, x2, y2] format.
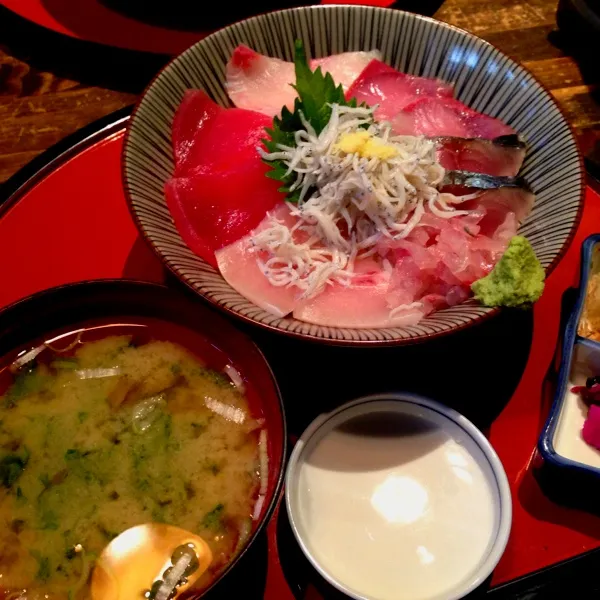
[293, 260, 424, 329]
[225, 45, 379, 117]
[312, 52, 382, 93]
[216, 204, 300, 318]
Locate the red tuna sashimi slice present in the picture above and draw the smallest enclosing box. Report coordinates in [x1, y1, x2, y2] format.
[216, 205, 299, 318]
[182, 105, 273, 176]
[166, 177, 215, 267]
[293, 260, 425, 328]
[172, 89, 223, 175]
[165, 159, 283, 268]
[226, 45, 379, 116]
[435, 136, 526, 177]
[346, 59, 454, 121]
[167, 92, 285, 266]
[171, 89, 272, 177]
[391, 97, 515, 139]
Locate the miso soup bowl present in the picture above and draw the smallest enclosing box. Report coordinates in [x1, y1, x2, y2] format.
[0, 280, 286, 599]
[123, 5, 583, 346]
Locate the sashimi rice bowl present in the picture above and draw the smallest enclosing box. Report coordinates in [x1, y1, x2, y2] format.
[124, 6, 583, 344]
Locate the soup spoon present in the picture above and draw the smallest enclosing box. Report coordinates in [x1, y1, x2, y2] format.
[91, 523, 212, 600]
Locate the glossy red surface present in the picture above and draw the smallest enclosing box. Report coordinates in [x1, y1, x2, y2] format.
[489, 185, 600, 583]
[1, 129, 600, 591]
[0, 0, 395, 55]
[0, 134, 165, 307]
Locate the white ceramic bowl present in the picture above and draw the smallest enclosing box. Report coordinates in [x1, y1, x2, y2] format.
[285, 393, 512, 600]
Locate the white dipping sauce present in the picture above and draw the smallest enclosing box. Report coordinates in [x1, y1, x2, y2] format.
[294, 409, 498, 600]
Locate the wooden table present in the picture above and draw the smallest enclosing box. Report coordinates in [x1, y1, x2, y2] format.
[0, 0, 598, 185]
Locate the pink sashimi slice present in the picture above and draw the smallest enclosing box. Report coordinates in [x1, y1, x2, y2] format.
[346, 59, 454, 121]
[391, 97, 515, 139]
[226, 45, 295, 118]
[387, 248, 475, 310]
[216, 205, 300, 318]
[165, 161, 283, 268]
[392, 97, 470, 137]
[346, 61, 514, 140]
[312, 52, 382, 93]
[172, 89, 223, 175]
[386, 254, 471, 313]
[583, 405, 600, 450]
[294, 183, 530, 328]
[458, 187, 535, 236]
[293, 281, 425, 329]
[214, 186, 529, 326]
[293, 258, 425, 328]
[167, 90, 285, 266]
[384, 187, 528, 313]
[435, 136, 526, 177]
[431, 223, 498, 284]
[225, 45, 380, 116]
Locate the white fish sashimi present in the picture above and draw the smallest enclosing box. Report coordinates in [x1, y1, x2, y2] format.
[225, 45, 380, 117]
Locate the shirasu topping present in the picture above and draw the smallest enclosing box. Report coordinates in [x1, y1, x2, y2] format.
[256, 103, 473, 299]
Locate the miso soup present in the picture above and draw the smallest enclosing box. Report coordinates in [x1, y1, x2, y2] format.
[0, 322, 266, 599]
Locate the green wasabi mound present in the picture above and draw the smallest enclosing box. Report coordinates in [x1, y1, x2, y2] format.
[472, 236, 545, 307]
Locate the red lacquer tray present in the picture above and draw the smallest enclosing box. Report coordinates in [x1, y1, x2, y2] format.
[2, 110, 600, 598]
[0, 0, 396, 56]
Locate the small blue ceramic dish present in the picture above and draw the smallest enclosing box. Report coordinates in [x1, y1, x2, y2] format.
[538, 234, 600, 509]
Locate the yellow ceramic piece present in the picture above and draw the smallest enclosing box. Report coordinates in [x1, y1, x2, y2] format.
[91, 523, 212, 600]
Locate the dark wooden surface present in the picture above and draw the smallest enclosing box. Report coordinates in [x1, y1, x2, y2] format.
[0, 0, 599, 185]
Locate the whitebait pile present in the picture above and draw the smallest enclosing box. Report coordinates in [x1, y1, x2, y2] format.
[255, 104, 475, 299]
